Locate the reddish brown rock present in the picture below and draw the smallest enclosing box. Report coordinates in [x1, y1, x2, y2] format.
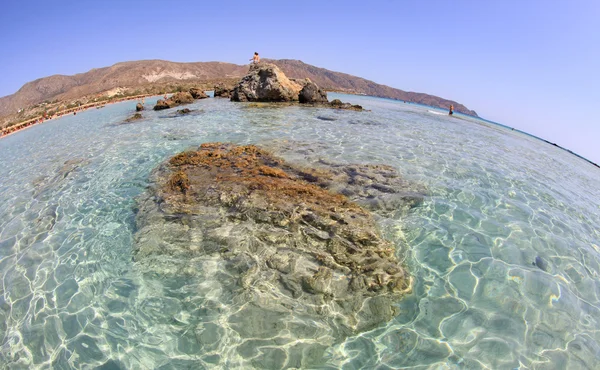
[189, 88, 208, 99]
[153, 92, 194, 110]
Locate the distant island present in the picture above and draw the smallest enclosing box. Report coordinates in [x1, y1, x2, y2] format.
[0, 59, 477, 133]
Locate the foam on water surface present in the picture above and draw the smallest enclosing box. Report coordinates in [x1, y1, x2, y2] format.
[0, 94, 599, 369]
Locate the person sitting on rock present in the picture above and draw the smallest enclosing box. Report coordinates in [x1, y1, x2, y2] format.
[250, 52, 260, 64]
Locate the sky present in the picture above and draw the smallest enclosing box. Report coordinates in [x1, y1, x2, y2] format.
[1, 0, 599, 162]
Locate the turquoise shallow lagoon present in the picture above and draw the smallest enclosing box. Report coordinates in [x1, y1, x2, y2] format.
[0, 93, 599, 369]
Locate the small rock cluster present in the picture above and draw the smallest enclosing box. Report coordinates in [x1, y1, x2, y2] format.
[153, 88, 208, 111]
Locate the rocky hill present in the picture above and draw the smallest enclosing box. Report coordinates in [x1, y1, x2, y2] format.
[0, 59, 477, 119]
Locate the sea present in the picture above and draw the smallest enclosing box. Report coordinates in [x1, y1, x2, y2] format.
[0, 93, 599, 369]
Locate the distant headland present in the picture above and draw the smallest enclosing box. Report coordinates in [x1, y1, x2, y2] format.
[0, 59, 477, 133]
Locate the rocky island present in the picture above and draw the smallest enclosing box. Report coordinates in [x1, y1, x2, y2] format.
[231, 62, 364, 110]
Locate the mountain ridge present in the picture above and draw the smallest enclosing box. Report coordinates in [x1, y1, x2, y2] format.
[0, 59, 477, 120]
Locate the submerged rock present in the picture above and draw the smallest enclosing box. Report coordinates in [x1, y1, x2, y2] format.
[124, 112, 143, 122]
[231, 63, 303, 102]
[533, 256, 549, 272]
[317, 115, 337, 121]
[159, 109, 204, 119]
[134, 143, 418, 355]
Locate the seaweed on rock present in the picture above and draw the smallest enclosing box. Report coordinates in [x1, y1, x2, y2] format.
[133, 142, 421, 359]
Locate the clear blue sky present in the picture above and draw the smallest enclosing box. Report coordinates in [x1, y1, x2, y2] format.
[1, 0, 598, 162]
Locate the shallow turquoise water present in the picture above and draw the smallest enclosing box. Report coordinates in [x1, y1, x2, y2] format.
[0, 93, 599, 369]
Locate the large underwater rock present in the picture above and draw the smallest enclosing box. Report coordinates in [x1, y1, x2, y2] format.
[133, 142, 421, 362]
[231, 63, 303, 102]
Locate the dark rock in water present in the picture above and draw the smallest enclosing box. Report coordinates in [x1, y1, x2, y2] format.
[299, 80, 328, 103]
[317, 116, 336, 121]
[533, 256, 548, 272]
[153, 92, 194, 110]
[189, 88, 208, 99]
[135, 103, 144, 111]
[153, 99, 170, 111]
[134, 143, 416, 349]
[231, 63, 303, 102]
[33, 158, 89, 201]
[349, 119, 380, 126]
[159, 109, 204, 119]
[213, 83, 231, 98]
[124, 113, 143, 122]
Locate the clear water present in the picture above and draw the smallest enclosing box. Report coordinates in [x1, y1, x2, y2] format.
[1, 93, 599, 369]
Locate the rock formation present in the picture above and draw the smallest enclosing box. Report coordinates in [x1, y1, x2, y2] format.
[329, 99, 363, 111]
[231, 63, 303, 102]
[189, 88, 208, 99]
[176, 108, 192, 115]
[153, 99, 170, 110]
[298, 80, 328, 103]
[230, 64, 364, 111]
[213, 83, 231, 98]
[153, 91, 194, 110]
[123, 113, 143, 123]
[134, 143, 419, 354]
[135, 103, 144, 111]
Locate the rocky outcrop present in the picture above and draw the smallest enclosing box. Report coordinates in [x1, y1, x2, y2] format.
[124, 113, 143, 122]
[231, 64, 364, 112]
[170, 91, 194, 105]
[176, 108, 192, 115]
[189, 88, 208, 99]
[213, 83, 231, 98]
[330, 99, 363, 111]
[231, 63, 303, 102]
[153, 99, 170, 110]
[135, 103, 144, 111]
[153, 91, 194, 110]
[298, 80, 328, 103]
[134, 143, 418, 354]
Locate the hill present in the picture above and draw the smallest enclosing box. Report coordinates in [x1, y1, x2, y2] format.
[0, 59, 477, 122]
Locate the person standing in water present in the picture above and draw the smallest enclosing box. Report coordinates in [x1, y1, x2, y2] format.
[449, 104, 454, 115]
[250, 52, 260, 64]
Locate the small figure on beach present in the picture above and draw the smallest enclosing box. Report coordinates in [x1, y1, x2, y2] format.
[449, 104, 454, 115]
[250, 52, 260, 64]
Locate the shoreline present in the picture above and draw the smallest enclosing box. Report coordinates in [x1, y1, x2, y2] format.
[0, 93, 160, 139]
